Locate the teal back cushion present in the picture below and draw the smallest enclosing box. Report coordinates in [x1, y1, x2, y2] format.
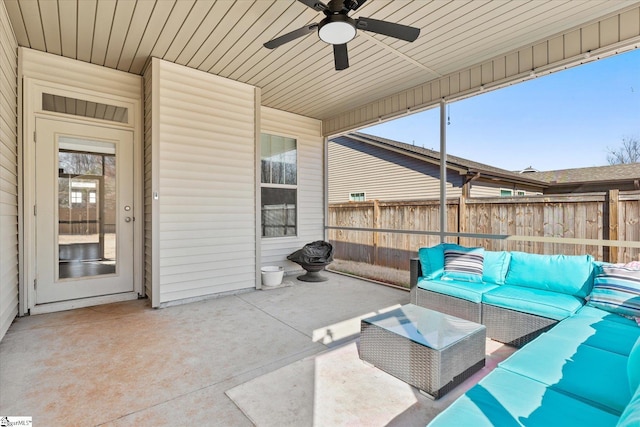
[505, 252, 594, 298]
[418, 243, 459, 280]
[483, 251, 511, 285]
[629, 337, 640, 394]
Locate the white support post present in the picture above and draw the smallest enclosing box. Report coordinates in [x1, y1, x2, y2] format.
[439, 99, 447, 243]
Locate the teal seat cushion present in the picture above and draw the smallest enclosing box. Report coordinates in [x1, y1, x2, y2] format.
[499, 334, 632, 414]
[617, 386, 640, 427]
[628, 337, 640, 393]
[482, 285, 583, 321]
[505, 251, 594, 298]
[546, 313, 640, 356]
[418, 243, 459, 280]
[483, 250, 511, 285]
[427, 368, 620, 427]
[418, 278, 498, 304]
[575, 305, 639, 326]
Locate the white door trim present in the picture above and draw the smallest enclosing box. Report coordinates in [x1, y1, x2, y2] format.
[21, 78, 143, 314]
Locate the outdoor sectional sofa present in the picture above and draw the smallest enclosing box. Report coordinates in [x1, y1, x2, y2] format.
[409, 244, 640, 426]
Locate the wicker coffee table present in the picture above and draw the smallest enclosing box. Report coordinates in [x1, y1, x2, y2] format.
[359, 304, 486, 399]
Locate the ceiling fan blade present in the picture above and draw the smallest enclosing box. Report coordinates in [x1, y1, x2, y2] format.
[356, 17, 420, 42]
[264, 24, 318, 49]
[346, 0, 368, 11]
[297, 0, 328, 12]
[333, 43, 349, 71]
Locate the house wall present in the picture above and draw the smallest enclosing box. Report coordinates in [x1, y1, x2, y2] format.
[19, 48, 143, 313]
[146, 59, 257, 306]
[260, 106, 324, 273]
[328, 136, 464, 203]
[0, 0, 18, 341]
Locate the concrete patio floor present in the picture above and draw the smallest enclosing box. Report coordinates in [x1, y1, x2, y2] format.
[0, 272, 515, 426]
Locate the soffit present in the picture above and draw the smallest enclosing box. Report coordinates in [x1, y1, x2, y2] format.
[4, 0, 638, 120]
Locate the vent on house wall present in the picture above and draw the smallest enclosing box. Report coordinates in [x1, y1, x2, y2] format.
[42, 93, 128, 124]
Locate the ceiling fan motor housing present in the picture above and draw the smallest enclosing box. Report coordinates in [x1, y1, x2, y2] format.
[318, 14, 357, 45]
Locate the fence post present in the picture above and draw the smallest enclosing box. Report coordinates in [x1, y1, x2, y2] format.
[459, 194, 467, 246]
[373, 199, 380, 266]
[607, 189, 619, 263]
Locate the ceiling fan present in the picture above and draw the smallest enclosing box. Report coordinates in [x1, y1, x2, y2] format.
[263, 0, 420, 71]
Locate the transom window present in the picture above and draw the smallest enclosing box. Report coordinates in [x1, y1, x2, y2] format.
[261, 133, 297, 237]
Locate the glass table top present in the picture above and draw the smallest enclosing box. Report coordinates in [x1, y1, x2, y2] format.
[362, 304, 485, 350]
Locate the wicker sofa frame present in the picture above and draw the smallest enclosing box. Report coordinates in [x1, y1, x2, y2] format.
[410, 258, 558, 347]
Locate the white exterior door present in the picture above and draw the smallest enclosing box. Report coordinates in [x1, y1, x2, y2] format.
[35, 118, 134, 304]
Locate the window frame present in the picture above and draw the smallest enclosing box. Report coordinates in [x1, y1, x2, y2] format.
[260, 133, 298, 239]
[349, 192, 366, 202]
[71, 191, 83, 204]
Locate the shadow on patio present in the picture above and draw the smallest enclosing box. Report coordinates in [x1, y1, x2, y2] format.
[0, 272, 515, 426]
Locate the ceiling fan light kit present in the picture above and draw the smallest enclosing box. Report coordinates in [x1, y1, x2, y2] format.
[264, 0, 420, 71]
[318, 15, 357, 45]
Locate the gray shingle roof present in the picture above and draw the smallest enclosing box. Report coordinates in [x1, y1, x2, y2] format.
[524, 163, 640, 184]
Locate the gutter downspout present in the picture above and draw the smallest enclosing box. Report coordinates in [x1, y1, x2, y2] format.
[439, 99, 447, 243]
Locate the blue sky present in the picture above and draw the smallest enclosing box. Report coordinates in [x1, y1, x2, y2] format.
[361, 49, 640, 172]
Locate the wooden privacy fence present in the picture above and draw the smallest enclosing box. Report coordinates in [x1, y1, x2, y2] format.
[327, 190, 640, 271]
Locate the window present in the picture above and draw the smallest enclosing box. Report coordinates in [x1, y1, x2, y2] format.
[71, 191, 83, 204]
[42, 93, 129, 124]
[89, 192, 96, 204]
[349, 192, 366, 202]
[261, 133, 297, 237]
[501, 189, 526, 196]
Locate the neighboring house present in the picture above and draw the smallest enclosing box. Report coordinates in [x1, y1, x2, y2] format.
[329, 133, 640, 203]
[328, 133, 547, 203]
[523, 164, 640, 194]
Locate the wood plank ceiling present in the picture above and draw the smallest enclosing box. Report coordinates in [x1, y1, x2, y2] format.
[4, 0, 638, 121]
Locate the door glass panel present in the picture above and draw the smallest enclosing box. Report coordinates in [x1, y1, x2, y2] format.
[58, 136, 116, 279]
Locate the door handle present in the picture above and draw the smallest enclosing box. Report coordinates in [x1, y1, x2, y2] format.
[125, 217, 132, 223]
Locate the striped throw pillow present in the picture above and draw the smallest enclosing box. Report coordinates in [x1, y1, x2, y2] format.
[588, 265, 640, 318]
[442, 247, 484, 283]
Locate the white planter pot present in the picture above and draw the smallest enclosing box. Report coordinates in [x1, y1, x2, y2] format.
[261, 266, 284, 287]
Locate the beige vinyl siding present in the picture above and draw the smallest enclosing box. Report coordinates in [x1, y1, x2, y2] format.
[469, 181, 543, 198]
[0, 1, 18, 340]
[260, 107, 324, 273]
[19, 48, 141, 99]
[328, 137, 463, 203]
[323, 6, 640, 135]
[143, 61, 153, 301]
[149, 59, 256, 305]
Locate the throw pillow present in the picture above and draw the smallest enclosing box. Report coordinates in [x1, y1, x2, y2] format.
[418, 243, 459, 280]
[587, 265, 640, 318]
[442, 247, 484, 283]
